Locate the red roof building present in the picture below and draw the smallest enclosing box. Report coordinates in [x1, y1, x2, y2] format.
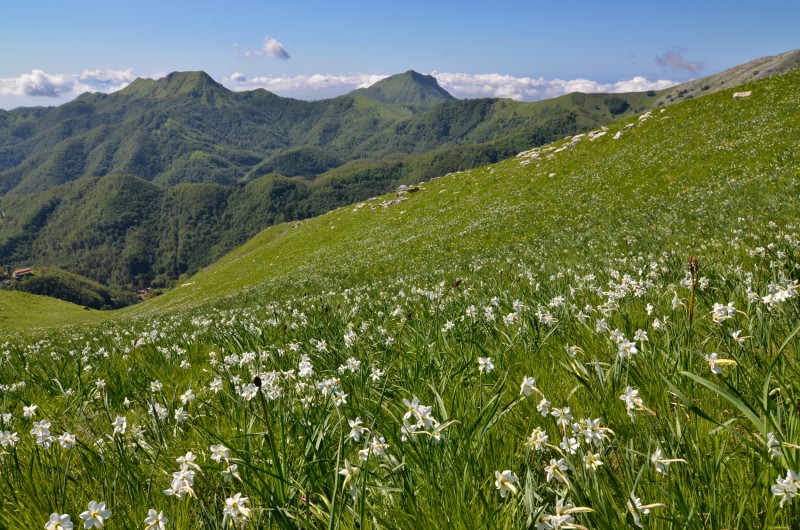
[11, 267, 32, 279]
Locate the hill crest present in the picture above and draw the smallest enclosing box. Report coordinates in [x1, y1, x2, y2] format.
[120, 71, 228, 100]
[349, 70, 455, 110]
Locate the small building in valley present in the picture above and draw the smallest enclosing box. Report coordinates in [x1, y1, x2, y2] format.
[12, 267, 33, 279]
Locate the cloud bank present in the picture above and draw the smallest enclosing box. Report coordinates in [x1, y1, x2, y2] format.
[431, 72, 676, 100]
[221, 72, 677, 101]
[0, 68, 147, 99]
[221, 73, 390, 100]
[0, 68, 677, 108]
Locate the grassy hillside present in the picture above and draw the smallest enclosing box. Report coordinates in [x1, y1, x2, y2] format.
[124, 68, 800, 315]
[0, 289, 104, 329]
[0, 95, 610, 291]
[6, 266, 139, 309]
[655, 48, 800, 106]
[0, 69, 798, 529]
[7, 65, 796, 313]
[3, 52, 796, 292]
[0, 71, 663, 290]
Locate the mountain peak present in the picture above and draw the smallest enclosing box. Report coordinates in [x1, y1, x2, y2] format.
[350, 70, 455, 110]
[163, 70, 220, 87]
[120, 71, 228, 100]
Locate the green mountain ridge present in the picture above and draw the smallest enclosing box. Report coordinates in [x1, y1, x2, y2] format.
[131, 67, 800, 316]
[1, 52, 797, 297]
[4, 65, 798, 329]
[0, 66, 675, 197]
[0, 73, 649, 291]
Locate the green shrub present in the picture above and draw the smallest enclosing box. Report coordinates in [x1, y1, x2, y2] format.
[604, 97, 630, 115]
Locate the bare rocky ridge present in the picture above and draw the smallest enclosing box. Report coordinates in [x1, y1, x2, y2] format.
[655, 49, 800, 106]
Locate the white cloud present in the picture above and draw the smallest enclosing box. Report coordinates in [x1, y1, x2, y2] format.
[220, 71, 677, 101]
[263, 37, 290, 60]
[431, 72, 677, 101]
[239, 36, 290, 60]
[0, 68, 141, 99]
[221, 73, 389, 99]
[0, 69, 73, 98]
[229, 72, 247, 83]
[78, 68, 138, 90]
[0, 69, 167, 109]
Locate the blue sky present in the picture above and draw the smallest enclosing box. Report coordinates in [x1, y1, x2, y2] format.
[1, 0, 797, 109]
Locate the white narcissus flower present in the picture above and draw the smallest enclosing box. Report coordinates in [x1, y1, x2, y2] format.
[711, 302, 736, 324]
[210, 444, 230, 463]
[79, 500, 112, 529]
[180, 388, 194, 405]
[544, 458, 568, 483]
[339, 459, 359, 486]
[620, 386, 651, 421]
[144, 509, 168, 530]
[176, 451, 201, 471]
[772, 469, 800, 507]
[111, 416, 126, 436]
[704, 352, 737, 374]
[0, 431, 19, 447]
[348, 417, 365, 442]
[240, 383, 258, 401]
[150, 403, 168, 419]
[537, 397, 551, 417]
[520, 376, 538, 396]
[766, 432, 782, 459]
[58, 432, 76, 449]
[539, 500, 595, 528]
[617, 338, 638, 359]
[478, 357, 494, 374]
[650, 448, 687, 475]
[45, 512, 73, 530]
[221, 463, 241, 483]
[370, 436, 389, 458]
[627, 493, 664, 528]
[732, 329, 748, 346]
[494, 469, 519, 498]
[584, 452, 603, 470]
[209, 378, 223, 392]
[551, 407, 573, 430]
[223, 492, 251, 522]
[163, 469, 195, 498]
[526, 427, 549, 452]
[174, 408, 189, 423]
[559, 435, 579, 455]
